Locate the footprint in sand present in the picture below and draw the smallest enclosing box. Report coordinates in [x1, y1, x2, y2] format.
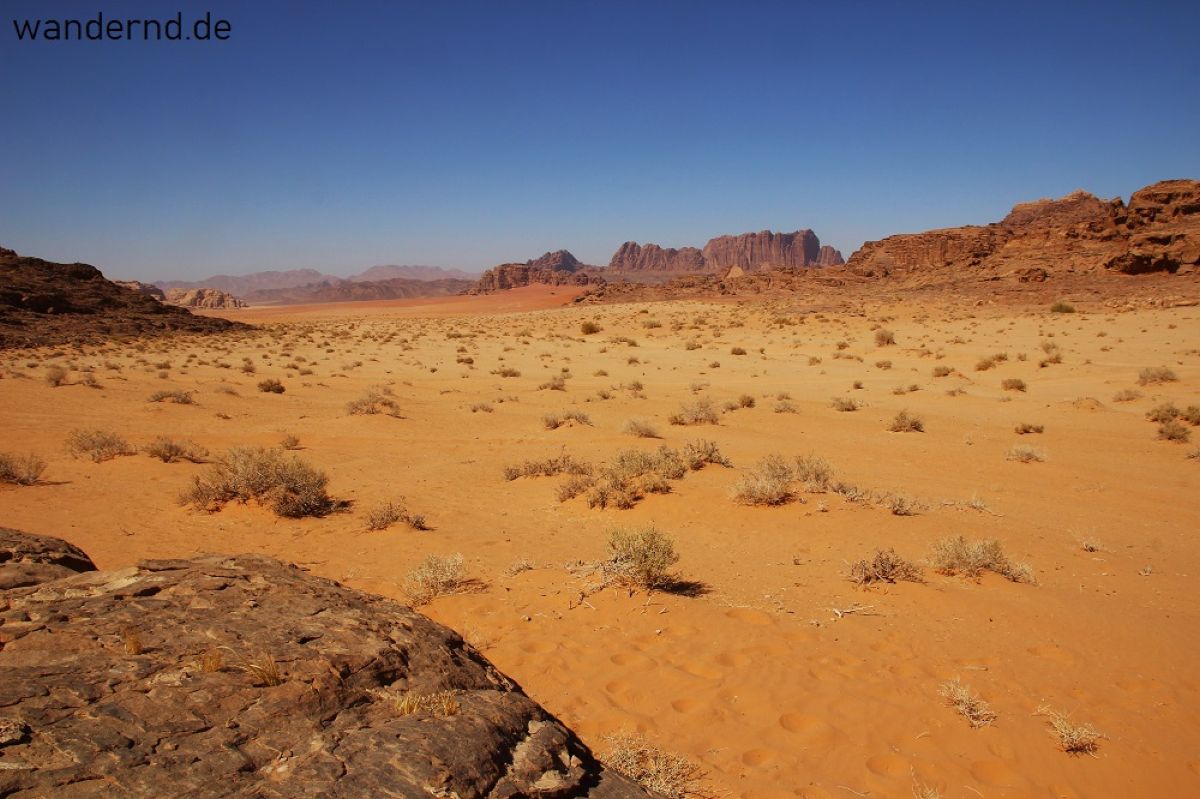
[715, 651, 752, 668]
[778, 713, 847, 747]
[969, 759, 1022, 787]
[518, 640, 555, 655]
[670, 697, 705, 714]
[865, 753, 909, 777]
[724, 607, 773, 626]
[609, 651, 654, 668]
[740, 748, 777, 767]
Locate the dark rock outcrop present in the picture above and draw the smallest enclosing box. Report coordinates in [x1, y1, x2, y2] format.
[845, 179, 1200, 280]
[114, 281, 167, 301]
[0, 531, 648, 799]
[0, 528, 97, 590]
[608, 242, 706, 273]
[246, 277, 475, 305]
[702, 229, 837, 272]
[0, 247, 245, 348]
[474, 250, 605, 294]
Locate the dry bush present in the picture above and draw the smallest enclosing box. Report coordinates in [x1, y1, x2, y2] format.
[148, 389, 196, 404]
[257, 378, 286, 394]
[1037, 705, 1103, 755]
[1007, 444, 1045, 463]
[793, 454, 834, 490]
[0, 452, 46, 486]
[731, 454, 793, 506]
[1014, 422, 1044, 435]
[774, 400, 797, 413]
[932, 365, 953, 377]
[493, 367, 521, 378]
[848, 548, 923, 584]
[44, 365, 69, 387]
[1112, 388, 1141, 402]
[668, 398, 719, 426]
[831, 397, 861, 412]
[622, 419, 661, 438]
[503, 451, 591, 481]
[394, 690, 461, 717]
[889, 410, 924, 432]
[886, 493, 923, 516]
[1181, 405, 1200, 425]
[600, 733, 708, 799]
[1049, 301, 1075, 313]
[543, 410, 591, 430]
[975, 357, 996, 372]
[346, 387, 400, 416]
[181, 446, 333, 517]
[404, 553, 466, 605]
[365, 500, 427, 531]
[583, 447, 686, 509]
[606, 527, 680, 590]
[1158, 420, 1191, 442]
[280, 434, 301, 450]
[65, 429, 134, 462]
[144, 436, 208, 463]
[1001, 378, 1027, 392]
[538, 375, 567, 391]
[680, 439, 731, 470]
[1145, 402, 1179, 423]
[730, 346, 747, 355]
[470, 402, 493, 413]
[939, 678, 996, 727]
[874, 329, 896, 346]
[1137, 366, 1177, 386]
[580, 321, 602, 335]
[929, 536, 1035, 583]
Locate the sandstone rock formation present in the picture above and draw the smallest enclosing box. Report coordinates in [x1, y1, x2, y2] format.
[114, 280, 167, 301]
[165, 287, 248, 309]
[0, 528, 97, 590]
[607, 231, 844, 276]
[474, 250, 605, 294]
[0, 530, 648, 799]
[845, 179, 1200, 281]
[0, 247, 245, 348]
[245, 277, 475, 305]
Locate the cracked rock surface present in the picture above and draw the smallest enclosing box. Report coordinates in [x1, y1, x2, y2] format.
[0, 531, 649, 799]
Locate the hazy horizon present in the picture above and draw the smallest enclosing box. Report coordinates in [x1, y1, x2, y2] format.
[3, 1, 1198, 281]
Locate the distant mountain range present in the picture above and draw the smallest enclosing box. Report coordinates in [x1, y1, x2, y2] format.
[155, 264, 476, 295]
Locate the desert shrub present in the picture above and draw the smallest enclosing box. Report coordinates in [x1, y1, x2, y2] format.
[280, 434, 301, 450]
[848, 548, 923, 584]
[257, 378, 285, 394]
[885, 493, 923, 515]
[874, 329, 896, 346]
[144, 436, 208, 463]
[668, 398, 719, 426]
[404, 553, 466, 605]
[538, 375, 567, 391]
[43, 365, 69, 387]
[1001, 378, 1027, 392]
[470, 402, 493, 413]
[1158, 420, 1191, 442]
[831, 397, 861, 412]
[1007, 444, 1046, 463]
[680, 439, 731, 469]
[1049, 301, 1075, 313]
[793, 454, 834, 490]
[600, 733, 706, 799]
[730, 346, 747, 355]
[929, 536, 1035, 583]
[346, 388, 400, 416]
[731, 454, 793, 505]
[1014, 422, 1044, 435]
[932, 365, 953, 377]
[1145, 402, 1180, 423]
[606, 527, 680, 590]
[365, 500, 427, 530]
[889, 410, 924, 432]
[181, 447, 333, 518]
[580, 321, 602, 335]
[774, 400, 797, 413]
[875, 360, 892, 370]
[622, 419, 661, 438]
[1138, 366, 1177, 385]
[1037, 706, 1102, 755]
[148, 389, 196, 404]
[65, 429, 134, 462]
[503, 451, 591, 481]
[1181, 405, 1200, 425]
[493, 367, 521, 378]
[940, 678, 996, 727]
[736, 394, 755, 408]
[0, 452, 46, 485]
[543, 410, 591, 429]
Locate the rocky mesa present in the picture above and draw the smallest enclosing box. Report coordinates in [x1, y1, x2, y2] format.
[0, 528, 649, 799]
[608, 230, 844, 275]
[845, 178, 1200, 281]
[473, 250, 605, 294]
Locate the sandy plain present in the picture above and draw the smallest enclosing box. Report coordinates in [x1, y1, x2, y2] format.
[2, 285, 1199, 798]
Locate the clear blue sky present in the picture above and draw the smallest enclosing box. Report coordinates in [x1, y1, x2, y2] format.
[2, 1, 1197, 280]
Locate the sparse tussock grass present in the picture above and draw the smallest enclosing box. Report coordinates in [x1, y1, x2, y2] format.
[181, 446, 333, 517]
[889, 410, 924, 432]
[932, 365, 953, 377]
[148, 389, 195, 404]
[346, 387, 400, 416]
[257, 378, 285, 393]
[939, 678, 996, 727]
[504, 451, 591, 481]
[144, 436, 208, 463]
[1137, 366, 1177, 386]
[365, 500, 427, 531]
[831, 396, 861, 412]
[622, 419, 661, 438]
[600, 733, 708, 799]
[930, 536, 1035, 583]
[680, 439, 731, 470]
[668, 397, 719, 426]
[404, 553, 466, 605]
[793, 454, 834, 490]
[731, 454, 794, 505]
[848, 548, 923, 584]
[0, 452, 47, 486]
[1158, 420, 1190, 442]
[606, 527, 680, 590]
[538, 375, 567, 391]
[1145, 402, 1179, 423]
[493, 367, 521, 378]
[1014, 422, 1044, 435]
[65, 429, 134, 462]
[1111, 388, 1141, 402]
[543, 409, 591, 429]
[393, 690, 461, 717]
[1007, 444, 1045, 463]
[1001, 378, 1027, 392]
[1037, 705, 1103, 755]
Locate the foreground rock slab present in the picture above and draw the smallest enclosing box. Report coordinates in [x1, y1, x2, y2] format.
[0, 532, 647, 798]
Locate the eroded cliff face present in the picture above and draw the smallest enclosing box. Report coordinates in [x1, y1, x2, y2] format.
[608, 231, 844, 275]
[473, 250, 605, 293]
[845, 180, 1200, 280]
[608, 242, 706, 273]
[165, 287, 248, 309]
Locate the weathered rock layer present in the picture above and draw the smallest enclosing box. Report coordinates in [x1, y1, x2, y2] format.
[0, 531, 647, 798]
